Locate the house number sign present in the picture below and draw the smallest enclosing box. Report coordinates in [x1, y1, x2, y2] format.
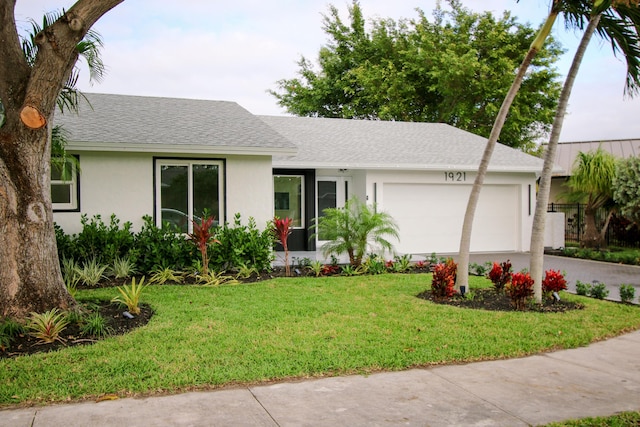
[444, 171, 467, 182]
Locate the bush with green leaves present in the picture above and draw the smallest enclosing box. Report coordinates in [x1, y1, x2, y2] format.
[0, 318, 25, 351]
[134, 216, 194, 274]
[575, 280, 591, 296]
[619, 284, 636, 304]
[589, 282, 610, 300]
[312, 197, 399, 267]
[209, 214, 275, 272]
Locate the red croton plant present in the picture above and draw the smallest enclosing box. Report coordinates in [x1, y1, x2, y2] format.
[487, 260, 512, 293]
[431, 258, 458, 299]
[273, 217, 293, 276]
[188, 216, 219, 276]
[506, 272, 535, 311]
[542, 269, 567, 297]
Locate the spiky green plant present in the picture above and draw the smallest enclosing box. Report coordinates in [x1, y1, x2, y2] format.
[26, 309, 69, 344]
[76, 258, 108, 286]
[112, 277, 148, 315]
[149, 267, 184, 285]
[195, 271, 239, 287]
[110, 255, 137, 279]
[81, 312, 113, 338]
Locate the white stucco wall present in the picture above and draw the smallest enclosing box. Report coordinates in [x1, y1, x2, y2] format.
[53, 152, 274, 234]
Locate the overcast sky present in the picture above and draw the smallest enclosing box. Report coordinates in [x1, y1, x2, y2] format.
[13, 0, 640, 143]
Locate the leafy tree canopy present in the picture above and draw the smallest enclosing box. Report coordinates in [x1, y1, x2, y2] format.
[270, 0, 563, 152]
[613, 155, 640, 227]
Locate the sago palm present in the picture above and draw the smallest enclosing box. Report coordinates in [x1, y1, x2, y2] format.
[312, 197, 400, 267]
[530, 0, 640, 302]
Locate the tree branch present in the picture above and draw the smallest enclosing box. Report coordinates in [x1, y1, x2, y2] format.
[0, 0, 31, 112]
[20, 0, 123, 129]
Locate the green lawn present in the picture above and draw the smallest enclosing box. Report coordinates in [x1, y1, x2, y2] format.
[2, 274, 639, 406]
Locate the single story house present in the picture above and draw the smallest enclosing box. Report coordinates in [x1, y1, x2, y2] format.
[54, 93, 546, 255]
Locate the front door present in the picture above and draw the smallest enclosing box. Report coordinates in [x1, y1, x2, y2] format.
[316, 177, 350, 243]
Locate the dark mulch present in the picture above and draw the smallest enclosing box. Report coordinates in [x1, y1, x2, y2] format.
[417, 288, 584, 313]
[1, 302, 153, 359]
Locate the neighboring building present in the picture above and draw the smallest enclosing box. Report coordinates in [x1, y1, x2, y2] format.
[54, 93, 546, 255]
[548, 139, 640, 204]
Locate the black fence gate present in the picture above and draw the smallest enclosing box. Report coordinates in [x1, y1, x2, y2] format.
[547, 203, 640, 248]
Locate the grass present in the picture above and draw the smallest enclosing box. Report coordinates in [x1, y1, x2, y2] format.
[2, 274, 639, 407]
[544, 411, 640, 426]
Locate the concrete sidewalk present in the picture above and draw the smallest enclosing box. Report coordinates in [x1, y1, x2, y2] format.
[3, 329, 640, 427]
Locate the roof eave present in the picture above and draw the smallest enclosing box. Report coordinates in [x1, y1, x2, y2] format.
[67, 141, 298, 156]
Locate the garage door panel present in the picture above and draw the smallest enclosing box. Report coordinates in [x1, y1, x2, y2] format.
[382, 183, 518, 254]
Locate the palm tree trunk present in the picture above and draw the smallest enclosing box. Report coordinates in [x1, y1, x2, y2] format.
[582, 206, 603, 248]
[456, 10, 558, 290]
[530, 14, 601, 302]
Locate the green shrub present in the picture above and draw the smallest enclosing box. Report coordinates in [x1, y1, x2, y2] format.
[589, 282, 610, 300]
[209, 214, 274, 272]
[81, 312, 113, 338]
[64, 214, 136, 265]
[76, 258, 108, 287]
[575, 280, 591, 296]
[619, 284, 636, 304]
[112, 277, 148, 315]
[26, 309, 69, 344]
[134, 216, 193, 274]
[109, 255, 137, 279]
[0, 318, 25, 351]
[361, 254, 386, 275]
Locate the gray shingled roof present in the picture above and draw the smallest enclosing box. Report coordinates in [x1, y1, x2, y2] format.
[262, 116, 545, 172]
[551, 139, 640, 176]
[54, 93, 297, 154]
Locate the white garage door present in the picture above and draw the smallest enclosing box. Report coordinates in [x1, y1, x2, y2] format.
[382, 183, 519, 254]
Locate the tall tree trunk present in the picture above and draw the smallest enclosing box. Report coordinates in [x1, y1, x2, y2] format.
[530, 14, 601, 303]
[581, 206, 604, 248]
[0, 123, 73, 318]
[0, 0, 123, 319]
[456, 10, 558, 290]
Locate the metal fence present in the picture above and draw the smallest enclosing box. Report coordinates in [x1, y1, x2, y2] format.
[547, 203, 640, 248]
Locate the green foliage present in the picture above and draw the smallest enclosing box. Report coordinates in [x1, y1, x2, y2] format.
[149, 267, 184, 285]
[236, 264, 259, 280]
[613, 155, 640, 228]
[270, 1, 562, 151]
[209, 214, 275, 272]
[391, 254, 413, 273]
[309, 260, 324, 277]
[0, 318, 25, 351]
[66, 214, 137, 266]
[619, 284, 636, 304]
[430, 258, 457, 299]
[566, 149, 617, 208]
[341, 264, 362, 276]
[589, 282, 610, 300]
[195, 271, 240, 286]
[469, 262, 492, 276]
[75, 258, 108, 287]
[361, 254, 387, 275]
[80, 312, 112, 338]
[26, 308, 69, 344]
[109, 255, 137, 279]
[134, 216, 193, 274]
[312, 197, 399, 267]
[575, 280, 591, 296]
[112, 277, 148, 315]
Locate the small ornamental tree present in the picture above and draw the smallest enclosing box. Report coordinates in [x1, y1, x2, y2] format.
[188, 216, 219, 276]
[506, 272, 535, 310]
[430, 258, 457, 299]
[487, 260, 512, 293]
[541, 269, 567, 299]
[273, 217, 293, 276]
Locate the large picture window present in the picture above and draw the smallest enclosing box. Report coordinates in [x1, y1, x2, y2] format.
[274, 175, 304, 228]
[51, 158, 79, 211]
[155, 159, 224, 233]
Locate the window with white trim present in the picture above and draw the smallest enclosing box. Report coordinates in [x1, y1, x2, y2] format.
[274, 175, 304, 228]
[155, 159, 224, 233]
[51, 158, 78, 211]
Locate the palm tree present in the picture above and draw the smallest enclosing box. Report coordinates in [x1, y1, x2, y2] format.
[456, 0, 637, 291]
[565, 148, 618, 248]
[312, 197, 400, 267]
[530, 0, 640, 302]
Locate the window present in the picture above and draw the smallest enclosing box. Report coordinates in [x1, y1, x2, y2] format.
[274, 175, 304, 228]
[155, 159, 224, 233]
[51, 158, 79, 211]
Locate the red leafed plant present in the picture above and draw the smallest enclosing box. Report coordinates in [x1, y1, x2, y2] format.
[189, 215, 219, 276]
[542, 269, 567, 298]
[431, 258, 457, 299]
[273, 217, 293, 276]
[506, 272, 534, 310]
[487, 260, 512, 293]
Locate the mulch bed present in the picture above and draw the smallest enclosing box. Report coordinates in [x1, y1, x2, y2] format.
[1, 302, 153, 359]
[417, 288, 584, 313]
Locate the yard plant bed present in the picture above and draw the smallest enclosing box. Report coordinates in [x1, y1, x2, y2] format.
[418, 288, 584, 313]
[1, 302, 152, 359]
